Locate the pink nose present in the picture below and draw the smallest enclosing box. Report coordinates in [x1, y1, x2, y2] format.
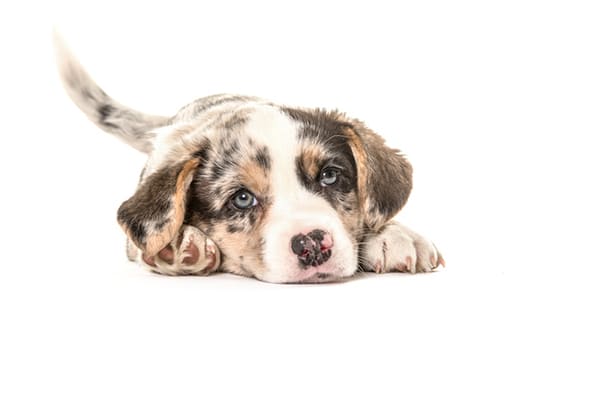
[290, 229, 333, 268]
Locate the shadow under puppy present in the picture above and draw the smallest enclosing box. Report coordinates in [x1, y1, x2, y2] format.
[55, 37, 444, 283]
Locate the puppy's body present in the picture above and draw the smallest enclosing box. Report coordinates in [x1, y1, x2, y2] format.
[56, 37, 443, 283]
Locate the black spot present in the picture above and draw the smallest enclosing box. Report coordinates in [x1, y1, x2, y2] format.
[254, 146, 271, 171]
[209, 139, 240, 180]
[193, 142, 212, 161]
[222, 114, 248, 130]
[222, 139, 240, 160]
[210, 157, 238, 181]
[227, 224, 243, 233]
[98, 104, 119, 129]
[188, 188, 219, 220]
[210, 163, 227, 181]
[127, 220, 147, 244]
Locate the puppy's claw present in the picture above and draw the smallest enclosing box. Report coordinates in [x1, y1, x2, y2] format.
[438, 254, 446, 268]
[374, 261, 383, 274]
[406, 256, 416, 273]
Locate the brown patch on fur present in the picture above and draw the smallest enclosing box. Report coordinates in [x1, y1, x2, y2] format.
[341, 126, 369, 220]
[299, 144, 326, 179]
[237, 158, 270, 195]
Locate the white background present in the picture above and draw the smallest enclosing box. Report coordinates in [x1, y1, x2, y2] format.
[1, 1, 598, 399]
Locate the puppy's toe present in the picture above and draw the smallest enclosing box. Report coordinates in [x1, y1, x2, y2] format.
[412, 237, 445, 272]
[139, 225, 221, 276]
[177, 228, 220, 274]
[362, 222, 443, 274]
[181, 241, 200, 265]
[157, 245, 175, 265]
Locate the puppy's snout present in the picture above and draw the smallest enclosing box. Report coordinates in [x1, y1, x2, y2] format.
[290, 229, 333, 268]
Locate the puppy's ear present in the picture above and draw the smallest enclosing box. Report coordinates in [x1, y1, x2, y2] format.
[343, 120, 413, 232]
[117, 159, 199, 256]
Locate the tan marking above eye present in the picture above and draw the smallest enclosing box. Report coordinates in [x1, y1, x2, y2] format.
[299, 144, 329, 179]
[237, 157, 271, 196]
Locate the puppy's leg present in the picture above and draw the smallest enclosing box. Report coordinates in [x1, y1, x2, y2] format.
[362, 221, 444, 273]
[131, 225, 221, 276]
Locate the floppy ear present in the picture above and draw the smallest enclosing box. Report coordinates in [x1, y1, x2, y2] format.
[343, 121, 413, 232]
[117, 158, 199, 256]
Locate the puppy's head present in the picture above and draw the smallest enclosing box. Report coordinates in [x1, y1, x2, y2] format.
[117, 99, 412, 283]
[54, 39, 411, 282]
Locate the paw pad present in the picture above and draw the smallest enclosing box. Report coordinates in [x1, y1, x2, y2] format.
[138, 225, 221, 275]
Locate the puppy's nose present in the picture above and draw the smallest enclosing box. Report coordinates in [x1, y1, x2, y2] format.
[290, 229, 333, 268]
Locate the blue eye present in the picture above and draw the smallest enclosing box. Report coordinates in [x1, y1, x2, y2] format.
[231, 189, 258, 209]
[319, 168, 339, 187]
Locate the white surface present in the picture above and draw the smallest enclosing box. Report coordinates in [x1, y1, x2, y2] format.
[1, 1, 599, 399]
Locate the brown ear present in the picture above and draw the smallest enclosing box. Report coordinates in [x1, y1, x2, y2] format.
[343, 121, 413, 232]
[117, 159, 199, 256]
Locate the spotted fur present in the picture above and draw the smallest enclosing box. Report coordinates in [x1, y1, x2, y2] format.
[56, 35, 443, 283]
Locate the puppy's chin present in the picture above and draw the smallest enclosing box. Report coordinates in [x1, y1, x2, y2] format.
[256, 262, 357, 284]
[293, 264, 357, 284]
[257, 240, 358, 284]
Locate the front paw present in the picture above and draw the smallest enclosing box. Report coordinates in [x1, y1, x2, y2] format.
[363, 222, 444, 274]
[135, 225, 221, 275]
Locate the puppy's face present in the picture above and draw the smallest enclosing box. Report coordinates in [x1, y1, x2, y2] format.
[118, 98, 412, 283]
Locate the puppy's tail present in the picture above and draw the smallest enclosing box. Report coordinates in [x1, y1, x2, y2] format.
[53, 32, 170, 153]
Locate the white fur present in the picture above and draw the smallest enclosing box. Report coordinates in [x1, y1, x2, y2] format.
[362, 221, 443, 273]
[244, 108, 357, 283]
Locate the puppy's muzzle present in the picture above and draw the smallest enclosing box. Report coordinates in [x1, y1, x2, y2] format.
[290, 229, 333, 268]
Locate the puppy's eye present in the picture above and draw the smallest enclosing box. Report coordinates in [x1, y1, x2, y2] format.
[320, 168, 339, 187]
[231, 189, 258, 209]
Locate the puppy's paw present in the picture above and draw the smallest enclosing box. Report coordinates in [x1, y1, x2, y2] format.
[363, 222, 444, 274]
[136, 225, 221, 276]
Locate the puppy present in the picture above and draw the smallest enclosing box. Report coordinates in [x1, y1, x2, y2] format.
[55, 37, 444, 283]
